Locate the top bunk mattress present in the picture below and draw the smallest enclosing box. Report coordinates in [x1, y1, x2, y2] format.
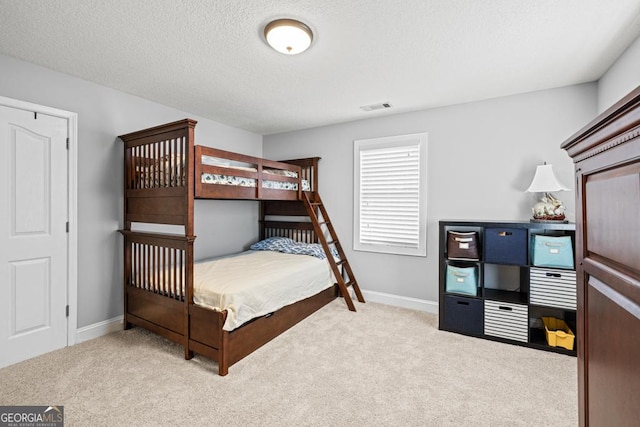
[200, 155, 311, 191]
[193, 250, 334, 331]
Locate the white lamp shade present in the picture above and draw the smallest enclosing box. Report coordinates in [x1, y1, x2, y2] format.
[526, 164, 570, 192]
[265, 19, 313, 55]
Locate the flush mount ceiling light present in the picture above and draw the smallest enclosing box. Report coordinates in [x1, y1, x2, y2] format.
[264, 19, 313, 55]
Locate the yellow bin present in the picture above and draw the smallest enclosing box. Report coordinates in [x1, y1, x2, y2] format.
[542, 317, 575, 350]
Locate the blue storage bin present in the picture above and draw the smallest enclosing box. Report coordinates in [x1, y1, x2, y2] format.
[443, 295, 483, 336]
[484, 228, 527, 265]
[531, 235, 574, 269]
[445, 265, 478, 296]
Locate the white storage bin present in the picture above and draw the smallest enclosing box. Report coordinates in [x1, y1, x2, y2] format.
[484, 300, 528, 342]
[530, 268, 577, 310]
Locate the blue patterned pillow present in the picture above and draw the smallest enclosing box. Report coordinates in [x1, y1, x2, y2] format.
[250, 237, 295, 252]
[250, 237, 338, 260]
[286, 242, 328, 259]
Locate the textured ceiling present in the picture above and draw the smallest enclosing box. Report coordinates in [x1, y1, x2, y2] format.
[2, 1, 640, 135]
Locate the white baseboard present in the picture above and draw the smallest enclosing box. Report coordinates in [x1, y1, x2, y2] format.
[76, 316, 124, 344]
[358, 289, 438, 314]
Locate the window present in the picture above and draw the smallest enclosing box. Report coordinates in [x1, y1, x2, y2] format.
[354, 133, 427, 256]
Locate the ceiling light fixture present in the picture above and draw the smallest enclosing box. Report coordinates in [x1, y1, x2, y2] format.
[264, 19, 313, 55]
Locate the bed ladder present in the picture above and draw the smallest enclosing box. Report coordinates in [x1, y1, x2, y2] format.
[302, 191, 365, 311]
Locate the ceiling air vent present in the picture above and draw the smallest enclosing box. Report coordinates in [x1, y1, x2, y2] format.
[360, 102, 392, 112]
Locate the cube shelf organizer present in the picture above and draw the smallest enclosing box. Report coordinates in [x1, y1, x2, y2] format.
[439, 220, 576, 355]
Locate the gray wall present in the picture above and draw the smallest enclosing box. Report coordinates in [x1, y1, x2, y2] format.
[264, 84, 596, 304]
[0, 54, 263, 328]
[598, 34, 640, 112]
[3, 27, 637, 328]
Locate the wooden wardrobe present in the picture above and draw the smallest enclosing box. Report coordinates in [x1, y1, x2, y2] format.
[561, 86, 640, 426]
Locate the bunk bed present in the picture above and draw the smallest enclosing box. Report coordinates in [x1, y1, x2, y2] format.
[119, 118, 363, 375]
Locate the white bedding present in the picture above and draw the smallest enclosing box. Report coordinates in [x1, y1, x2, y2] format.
[193, 250, 334, 331]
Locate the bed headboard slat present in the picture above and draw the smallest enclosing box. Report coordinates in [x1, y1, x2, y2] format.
[261, 221, 317, 243]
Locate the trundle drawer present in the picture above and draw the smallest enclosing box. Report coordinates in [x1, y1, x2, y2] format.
[530, 268, 577, 310]
[484, 300, 528, 342]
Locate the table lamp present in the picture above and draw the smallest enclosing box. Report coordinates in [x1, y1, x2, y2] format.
[525, 163, 570, 222]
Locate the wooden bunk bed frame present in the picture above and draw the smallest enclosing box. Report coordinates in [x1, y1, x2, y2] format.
[119, 118, 362, 375]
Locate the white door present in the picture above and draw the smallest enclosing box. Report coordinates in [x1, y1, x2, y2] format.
[0, 106, 68, 367]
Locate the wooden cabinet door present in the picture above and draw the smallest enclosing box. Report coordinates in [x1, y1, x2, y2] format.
[576, 149, 640, 426]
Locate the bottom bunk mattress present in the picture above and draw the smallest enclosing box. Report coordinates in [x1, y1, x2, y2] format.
[193, 250, 334, 331]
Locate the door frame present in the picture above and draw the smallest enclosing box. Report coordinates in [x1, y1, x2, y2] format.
[0, 95, 78, 346]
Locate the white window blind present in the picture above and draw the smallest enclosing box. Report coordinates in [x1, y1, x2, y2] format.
[354, 133, 427, 256]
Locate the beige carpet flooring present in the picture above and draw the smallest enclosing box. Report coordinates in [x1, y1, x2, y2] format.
[0, 300, 577, 426]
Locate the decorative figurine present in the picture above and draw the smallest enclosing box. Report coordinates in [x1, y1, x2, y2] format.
[532, 192, 566, 221]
